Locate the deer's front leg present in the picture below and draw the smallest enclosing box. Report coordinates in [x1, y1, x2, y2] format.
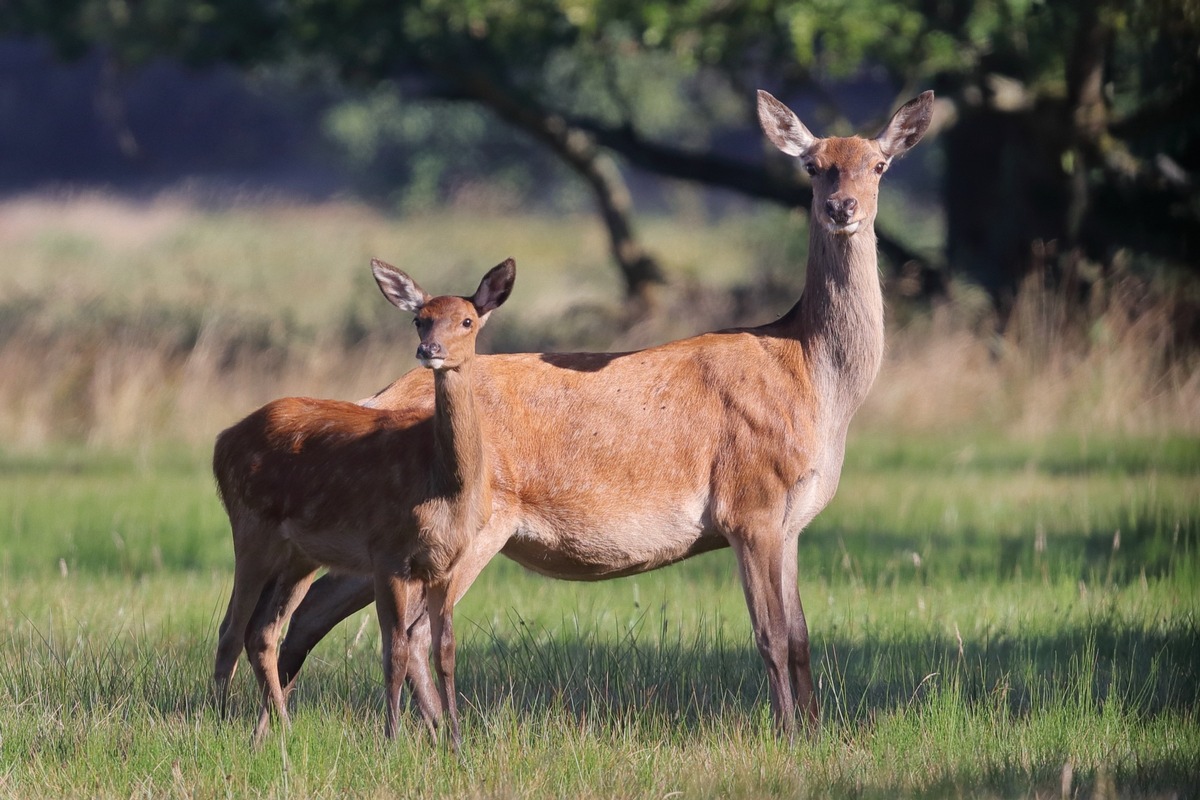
[375, 570, 416, 740]
[426, 582, 460, 752]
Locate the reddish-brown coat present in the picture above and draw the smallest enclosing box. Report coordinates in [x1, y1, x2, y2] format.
[215, 89, 936, 743]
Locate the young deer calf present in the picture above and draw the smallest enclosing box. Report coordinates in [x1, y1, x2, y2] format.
[212, 258, 515, 745]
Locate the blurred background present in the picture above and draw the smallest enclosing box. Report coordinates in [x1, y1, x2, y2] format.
[1, 0, 1197, 450]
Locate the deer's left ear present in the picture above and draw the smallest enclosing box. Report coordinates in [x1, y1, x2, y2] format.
[757, 90, 817, 157]
[372, 259, 430, 313]
[875, 91, 934, 158]
[471, 258, 516, 325]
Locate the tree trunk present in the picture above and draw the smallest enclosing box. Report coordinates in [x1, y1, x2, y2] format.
[941, 5, 1128, 320]
[943, 95, 1074, 315]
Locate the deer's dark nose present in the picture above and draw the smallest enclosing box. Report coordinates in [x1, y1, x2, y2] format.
[825, 197, 857, 224]
[416, 342, 443, 361]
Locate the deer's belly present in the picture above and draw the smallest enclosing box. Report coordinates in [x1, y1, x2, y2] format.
[501, 510, 725, 581]
[281, 521, 383, 575]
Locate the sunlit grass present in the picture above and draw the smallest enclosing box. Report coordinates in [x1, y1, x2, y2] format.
[3, 573, 1196, 798]
[3, 195, 1196, 451]
[1, 437, 1196, 797]
[0, 195, 768, 331]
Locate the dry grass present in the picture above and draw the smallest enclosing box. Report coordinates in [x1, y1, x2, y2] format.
[867, 270, 1200, 438]
[0, 193, 1196, 449]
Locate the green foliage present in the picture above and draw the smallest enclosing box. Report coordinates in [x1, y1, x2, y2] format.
[321, 88, 574, 211]
[15, 0, 1190, 115]
[2, 0, 279, 65]
[4, 0, 1199, 303]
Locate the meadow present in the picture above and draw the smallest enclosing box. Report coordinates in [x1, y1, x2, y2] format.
[0, 195, 1197, 797]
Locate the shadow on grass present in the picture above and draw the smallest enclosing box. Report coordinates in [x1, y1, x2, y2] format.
[6, 610, 1196, 795]
[260, 611, 1200, 732]
[281, 613, 1200, 793]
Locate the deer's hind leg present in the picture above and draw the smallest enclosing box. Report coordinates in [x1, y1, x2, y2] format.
[275, 573, 441, 731]
[277, 573, 373, 697]
[245, 559, 319, 745]
[214, 515, 280, 718]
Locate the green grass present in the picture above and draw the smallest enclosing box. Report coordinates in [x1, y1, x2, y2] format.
[2, 436, 1197, 798]
[2, 196, 1197, 795]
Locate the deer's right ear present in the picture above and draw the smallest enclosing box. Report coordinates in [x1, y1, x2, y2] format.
[371, 259, 430, 313]
[875, 91, 935, 158]
[757, 90, 817, 157]
[471, 258, 516, 319]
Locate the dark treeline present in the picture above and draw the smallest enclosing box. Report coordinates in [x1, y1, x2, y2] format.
[2, 1, 1197, 316]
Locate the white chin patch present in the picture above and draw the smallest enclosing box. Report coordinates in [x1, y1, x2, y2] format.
[826, 220, 862, 235]
[420, 358, 446, 370]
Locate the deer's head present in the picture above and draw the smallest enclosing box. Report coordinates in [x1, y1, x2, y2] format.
[758, 90, 934, 237]
[371, 258, 516, 371]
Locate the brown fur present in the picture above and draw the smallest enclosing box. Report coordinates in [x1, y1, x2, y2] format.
[221, 90, 935, 742]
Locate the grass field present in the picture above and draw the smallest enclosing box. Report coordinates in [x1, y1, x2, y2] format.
[1, 195, 1198, 797]
[1, 436, 1197, 798]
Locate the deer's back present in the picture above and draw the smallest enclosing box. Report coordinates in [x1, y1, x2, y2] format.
[215, 325, 828, 577]
[213, 397, 434, 568]
[467, 329, 822, 572]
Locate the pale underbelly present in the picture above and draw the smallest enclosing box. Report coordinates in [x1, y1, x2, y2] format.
[500, 523, 728, 581]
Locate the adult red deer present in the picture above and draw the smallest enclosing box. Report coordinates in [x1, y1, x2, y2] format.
[236, 89, 935, 741]
[212, 260, 516, 745]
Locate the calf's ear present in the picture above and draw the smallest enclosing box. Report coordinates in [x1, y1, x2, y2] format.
[471, 258, 516, 324]
[372, 259, 430, 313]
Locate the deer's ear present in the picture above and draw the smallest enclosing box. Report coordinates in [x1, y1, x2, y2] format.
[471, 258, 516, 324]
[757, 90, 817, 157]
[371, 259, 430, 313]
[875, 91, 934, 158]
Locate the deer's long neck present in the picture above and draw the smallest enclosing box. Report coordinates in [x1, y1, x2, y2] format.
[783, 224, 885, 423]
[430, 362, 487, 503]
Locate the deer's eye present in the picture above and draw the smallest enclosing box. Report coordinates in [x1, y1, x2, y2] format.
[462, 318, 472, 329]
[804, 163, 818, 176]
[874, 161, 887, 175]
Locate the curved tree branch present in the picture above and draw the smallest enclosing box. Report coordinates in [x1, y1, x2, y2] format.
[419, 67, 936, 288]
[576, 118, 938, 279]
[434, 65, 665, 300]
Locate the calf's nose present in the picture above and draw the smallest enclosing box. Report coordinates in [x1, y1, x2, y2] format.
[416, 342, 443, 361]
[825, 197, 858, 224]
